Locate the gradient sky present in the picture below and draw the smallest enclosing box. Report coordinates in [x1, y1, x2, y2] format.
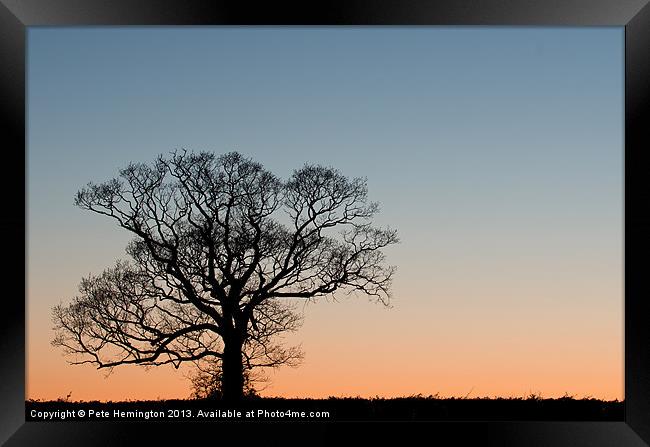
[27, 27, 623, 401]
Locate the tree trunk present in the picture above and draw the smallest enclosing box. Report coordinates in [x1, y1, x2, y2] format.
[221, 335, 244, 402]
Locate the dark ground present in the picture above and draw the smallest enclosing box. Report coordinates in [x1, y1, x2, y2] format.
[25, 395, 623, 421]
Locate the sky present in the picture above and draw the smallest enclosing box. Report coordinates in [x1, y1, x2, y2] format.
[27, 27, 623, 401]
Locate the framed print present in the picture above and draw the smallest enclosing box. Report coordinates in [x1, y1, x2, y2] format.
[1, 1, 649, 445]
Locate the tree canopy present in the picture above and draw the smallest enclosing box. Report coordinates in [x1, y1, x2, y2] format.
[53, 150, 398, 400]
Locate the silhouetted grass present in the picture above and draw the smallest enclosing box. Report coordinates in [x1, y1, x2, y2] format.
[26, 394, 623, 421]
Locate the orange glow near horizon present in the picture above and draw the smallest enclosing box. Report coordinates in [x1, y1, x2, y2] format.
[28, 285, 624, 402]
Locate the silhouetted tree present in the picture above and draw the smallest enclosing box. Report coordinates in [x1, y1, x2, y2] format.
[52, 150, 398, 401]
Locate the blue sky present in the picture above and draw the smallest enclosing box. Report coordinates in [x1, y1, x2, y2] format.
[27, 27, 624, 400]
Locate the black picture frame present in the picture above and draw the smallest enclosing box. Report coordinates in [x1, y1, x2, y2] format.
[1, 1, 649, 445]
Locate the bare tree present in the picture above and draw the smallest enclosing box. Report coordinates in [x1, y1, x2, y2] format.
[52, 150, 398, 401]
